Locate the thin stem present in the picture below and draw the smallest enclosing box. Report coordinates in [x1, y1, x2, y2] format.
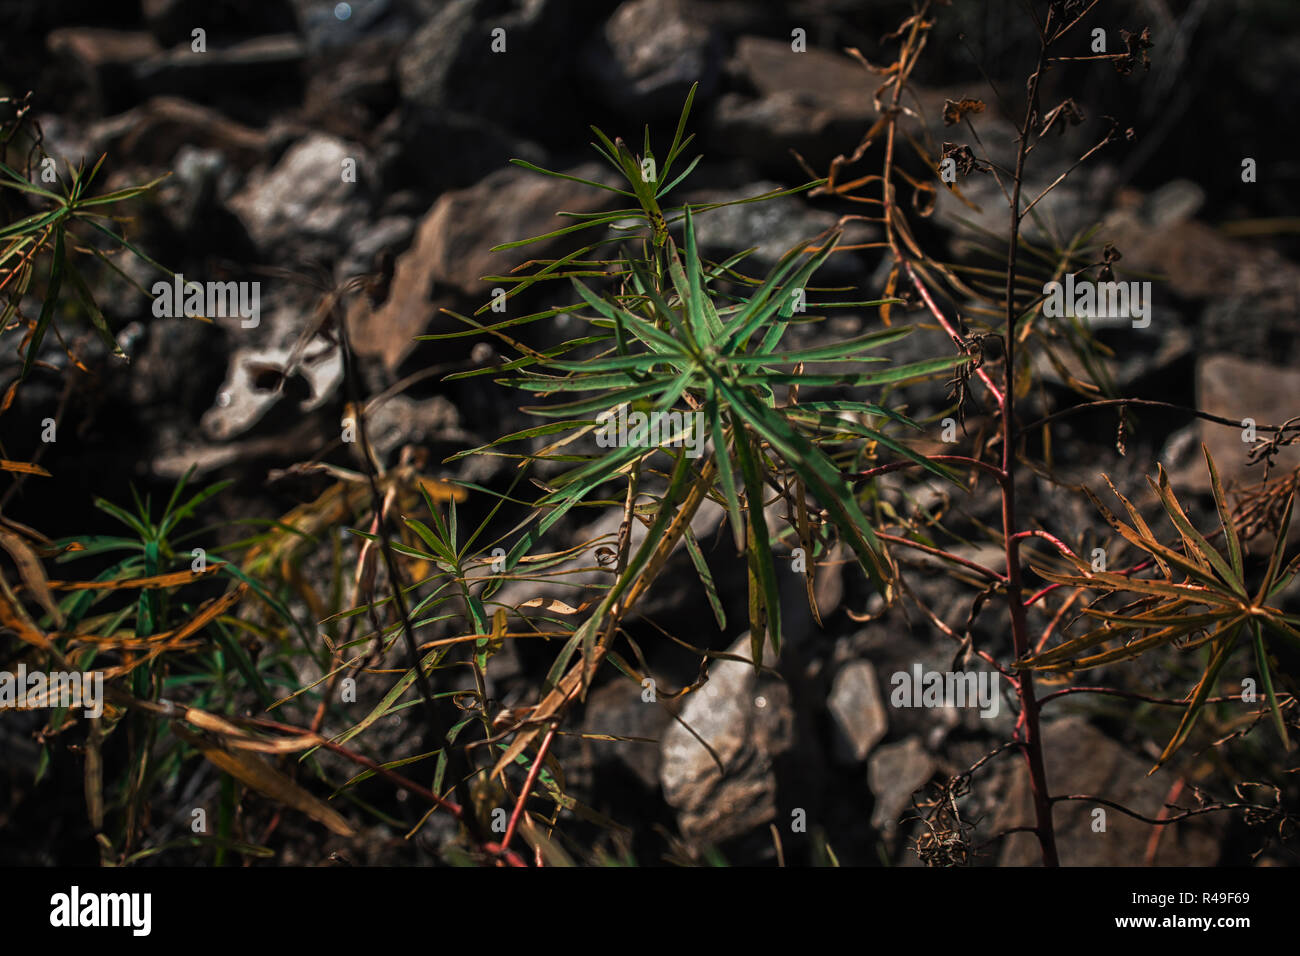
[333, 287, 487, 847]
[903, 260, 1005, 406]
[1038, 686, 1292, 708]
[876, 531, 1007, 583]
[848, 454, 1005, 483]
[1019, 398, 1296, 437]
[500, 720, 559, 855]
[1001, 20, 1059, 868]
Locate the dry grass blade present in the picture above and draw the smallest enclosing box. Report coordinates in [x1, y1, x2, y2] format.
[0, 525, 62, 625]
[172, 724, 355, 837]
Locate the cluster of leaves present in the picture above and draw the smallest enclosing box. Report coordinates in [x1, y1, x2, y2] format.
[1021, 447, 1300, 765]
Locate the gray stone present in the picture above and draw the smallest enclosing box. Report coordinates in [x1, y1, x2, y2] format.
[582, 0, 718, 117]
[995, 715, 1223, 866]
[680, 181, 876, 278]
[868, 737, 936, 832]
[364, 394, 469, 462]
[1142, 178, 1205, 229]
[227, 132, 370, 258]
[827, 659, 888, 763]
[396, 0, 577, 138]
[580, 680, 672, 791]
[1191, 355, 1300, 495]
[199, 333, 343, 441]
[659, 632, 794, 844]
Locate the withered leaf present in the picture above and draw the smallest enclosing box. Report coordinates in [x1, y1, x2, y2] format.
[174, 724, 356, 837]
[0, 527, 63, 626]
[942, 97, 985, 126]
[1040, 98, 1085, 136]
[940, 143, 990, 179]
[1114, 26, 1153, 76]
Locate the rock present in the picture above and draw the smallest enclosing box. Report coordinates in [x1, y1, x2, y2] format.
[827, 659, 888, 763]
[1142, 178, 1205, 229]
[152, 146, 240, 235]
[659, 632, 794, 844]
[868, 737, 935, 833]
[580, 679, 672, 791]
[394, 0, 478, 106]
[415, 161, 622, 297]
[293, 0, 424, 53]
[1100, 189, 1300, 365]
[301, 35, 402, 141]
[581, 0, 719, 118]
[364, 393, 470, 462]
[141, 0, 299, 47]
[1190, 355, 1300, 495]
[994, 715, 1223, 865]
[679, 180, 876, 278]
[709, 36, 873, 175]
[483, 498, 730, 631]
[337, 214, 414, 283]
[1033, 321, 1192, 393]
[122, 317, 228, 422]
[227, 132, 371, 260]
[396, 0, 581, 141]
[342, 210, 451, 373]
[199, 334, 343, 441]
[374, 106, 545, 198]
[731, 34, 868, 104]
[87, 96, 269, 170]
[45, 28, 162, 114]
[132, 34, 306, 122]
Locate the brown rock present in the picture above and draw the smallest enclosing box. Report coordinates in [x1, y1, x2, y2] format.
[1191, 355, 1300, 494]
[995, 715, 1223, 865]
[419, 162, 621, 297]
[89, 96, 268, 169]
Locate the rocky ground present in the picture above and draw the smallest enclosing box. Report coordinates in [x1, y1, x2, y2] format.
[1, 0, 1298, 866]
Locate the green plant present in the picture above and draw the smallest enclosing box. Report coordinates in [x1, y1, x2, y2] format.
[4, 2, 1297, 869]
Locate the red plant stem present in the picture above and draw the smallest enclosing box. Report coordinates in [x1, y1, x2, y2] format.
[903, 260, 1005, 406]
[1144, 777, 1185, 865]
[875, 531, 1005, 583]
[1009, 529, 1078, 558]
[500, 721, 559, 856]
[1024, 582, 1065, 608]
[1001, 28, 1059, 868]
[1034, 587, 1083, 653]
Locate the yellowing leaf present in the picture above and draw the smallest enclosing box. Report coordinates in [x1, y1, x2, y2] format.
[173, 724, 355, 837]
